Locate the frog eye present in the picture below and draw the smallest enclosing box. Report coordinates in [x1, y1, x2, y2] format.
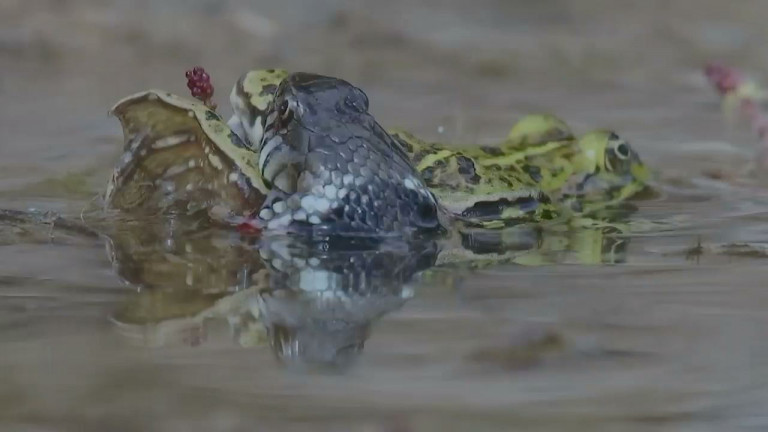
[615, 141, 631, 160]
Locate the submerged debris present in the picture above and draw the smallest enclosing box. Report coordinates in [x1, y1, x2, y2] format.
[0, 208, 100, 242]
[466, 327, 565, 370]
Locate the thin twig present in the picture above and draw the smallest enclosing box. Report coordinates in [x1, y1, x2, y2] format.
[0, 208, 101, 239]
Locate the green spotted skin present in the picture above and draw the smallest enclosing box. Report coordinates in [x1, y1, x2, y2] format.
[390, 114, 650, 224]
[227, 68, 289, 151]
[389, 129, 557, 229]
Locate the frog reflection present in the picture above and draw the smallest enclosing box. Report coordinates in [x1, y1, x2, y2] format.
[105, 214, 438, 370]
[104, 212, 633, 370]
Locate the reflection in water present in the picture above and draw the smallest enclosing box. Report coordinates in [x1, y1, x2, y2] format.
[257, 237, 439, 370]
[105, 213, 439, 370]
[102, 211, 634, 371]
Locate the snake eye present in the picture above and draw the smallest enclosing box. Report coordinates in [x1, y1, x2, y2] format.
[344, 89, 369, 113]
[279, 99, 293, 123]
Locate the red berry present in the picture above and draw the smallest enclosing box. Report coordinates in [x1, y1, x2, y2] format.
[236, 220, 262, 235]
[184, 66, 217, 107]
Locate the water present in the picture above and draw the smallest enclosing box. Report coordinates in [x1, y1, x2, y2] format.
[2, 0, 768, 430]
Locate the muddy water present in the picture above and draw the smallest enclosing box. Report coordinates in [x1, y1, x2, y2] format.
[3, 0, 768, 430]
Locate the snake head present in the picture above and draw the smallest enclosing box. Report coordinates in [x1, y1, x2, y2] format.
[254, 72, 445, 237]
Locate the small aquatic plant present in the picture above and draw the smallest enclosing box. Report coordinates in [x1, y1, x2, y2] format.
[704, 62, 768, 170]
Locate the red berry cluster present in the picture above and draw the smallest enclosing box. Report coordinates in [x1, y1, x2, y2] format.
[185, 66, 217, 109]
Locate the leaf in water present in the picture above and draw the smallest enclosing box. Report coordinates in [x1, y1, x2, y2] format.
[106, 90, 264, 215]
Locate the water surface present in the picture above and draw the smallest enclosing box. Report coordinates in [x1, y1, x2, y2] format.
[2, 1, 768, 430]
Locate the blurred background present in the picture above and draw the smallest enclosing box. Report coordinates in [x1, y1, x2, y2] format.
[5, 0, 768, 196]
[3, 1, 768, 431]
